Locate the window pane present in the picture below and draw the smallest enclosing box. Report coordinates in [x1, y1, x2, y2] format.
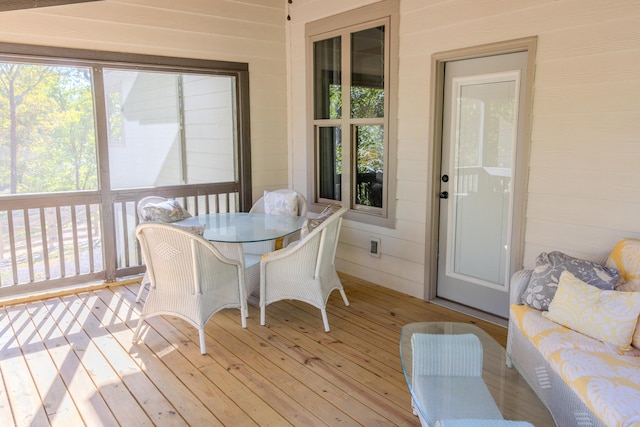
[355, 125, 383, 208]
[105, 70, 237, 189]
[0, 63, 98, 194]
[351, 26, 384, 119]
[314, 36, 342, 120]
[183, 74, 238, 184]
[317, 126, 341, 201]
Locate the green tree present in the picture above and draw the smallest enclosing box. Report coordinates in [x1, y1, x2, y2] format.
[0, 63, 54, 193]
[0, 64, 97, 194]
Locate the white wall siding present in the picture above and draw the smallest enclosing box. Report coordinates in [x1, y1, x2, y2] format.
[0, 0, 288, 203]
[0, 0, 638, 299]
[288, 0, 640, 298]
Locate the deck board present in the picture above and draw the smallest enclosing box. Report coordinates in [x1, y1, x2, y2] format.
[0, 273, 554, 426]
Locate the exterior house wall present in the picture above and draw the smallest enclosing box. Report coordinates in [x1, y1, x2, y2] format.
[0, 0, 639, 300]
[0, 0, 289, 202]
[288, 0, 640, 298]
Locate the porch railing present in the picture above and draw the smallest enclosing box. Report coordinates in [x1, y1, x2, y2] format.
[0, 182, 241, 299]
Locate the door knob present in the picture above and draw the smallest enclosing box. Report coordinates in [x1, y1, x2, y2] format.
[439, 191, 449, 199]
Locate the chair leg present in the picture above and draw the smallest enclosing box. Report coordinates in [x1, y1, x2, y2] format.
[132, 317, 145, 344]
[339, 289, 350, 306]
[321, 308, 330, 332]
[199, 329, 206, 355]
[260, 305, 266, 326]
[240, 302, 247, 328]
[135, 272, 149, 303]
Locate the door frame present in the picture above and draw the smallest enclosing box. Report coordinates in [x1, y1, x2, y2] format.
[424, 37, 537, 301]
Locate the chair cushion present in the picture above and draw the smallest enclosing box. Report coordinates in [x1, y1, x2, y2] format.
[300, 205, 338, 238]
[436, 420, 533, 427]
[520, 251, 619, 310]
[141, 199, 191, 223]
[263, 190, 298, 216]
[172, 224, 205, 236]
[542, 271, 640, 351]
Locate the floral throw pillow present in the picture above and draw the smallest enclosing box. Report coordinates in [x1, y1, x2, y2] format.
[606, 238, 640, 292]
[543, 271, 640, 351]
[263, 190, 298, 216]
[521, 251, 620, 310]
[141, 199, 192, 223]
[300, 205, 338, 238]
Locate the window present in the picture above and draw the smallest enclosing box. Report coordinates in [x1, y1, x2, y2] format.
[0, 63, 98, 194]
[104, 70, 238, 189]
[307, 0, 398, 226]
[0, 44, 251, 288]
[0, 50, 249, 197]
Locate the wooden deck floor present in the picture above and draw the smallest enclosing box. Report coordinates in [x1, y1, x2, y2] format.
[0, 274, 551, 427]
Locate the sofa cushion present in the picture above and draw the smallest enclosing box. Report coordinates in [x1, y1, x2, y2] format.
[511, 304, 640, 358]
[520, 251, 619, 310]
[542, 271, 640, 351]
[511, 304, 640, 427]
[548, 350, 640, 427]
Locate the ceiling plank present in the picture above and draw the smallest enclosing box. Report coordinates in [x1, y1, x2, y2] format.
[0, 0, 101, 12]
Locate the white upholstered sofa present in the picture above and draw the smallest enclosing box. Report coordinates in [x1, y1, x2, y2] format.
[506, 239, 640, 427]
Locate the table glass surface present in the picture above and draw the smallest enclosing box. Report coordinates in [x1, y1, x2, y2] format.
[174, 213, 306, 243]
[400, 322, 553, 426]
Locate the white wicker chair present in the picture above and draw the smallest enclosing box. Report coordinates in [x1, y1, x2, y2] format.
[249, 189, 309, 216]
[247, 189, 308, 249]
[132, 223, 247, 355]
[136, 196, 197, 302]
[243, 189, 309, 296]
[259, 206, 349, 332]
[135, 196, 170, 302]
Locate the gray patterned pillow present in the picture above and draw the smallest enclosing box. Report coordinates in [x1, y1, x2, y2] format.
[141, 199, 191, 223]
[521, 251, 620, 310]
[300, 205, 339, 238]
[172, 223, 205, 236]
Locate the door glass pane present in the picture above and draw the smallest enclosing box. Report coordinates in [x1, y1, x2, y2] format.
[105, 70, 238, 189]
[317, 126, 341, 201]
[0, 63, 98, 194]
[314, 37, 341, 120]
[451, 74, 518, 287]
[355, 125, 383, 207]
[351, 26, 384, 119]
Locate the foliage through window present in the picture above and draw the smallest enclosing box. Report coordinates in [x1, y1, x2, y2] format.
[309, 0, 397, 224]
[0, 63, 98, 194]
[0, 45, 250, 292]
[0, 63, 239, 195]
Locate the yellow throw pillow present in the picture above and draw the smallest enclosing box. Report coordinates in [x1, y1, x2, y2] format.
[607, 238, 640, 292]
[606, 238, 640, 348]
[543, 271, 640, 351]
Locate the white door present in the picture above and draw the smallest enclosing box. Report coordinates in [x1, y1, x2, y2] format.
[437, 52, 528, 318]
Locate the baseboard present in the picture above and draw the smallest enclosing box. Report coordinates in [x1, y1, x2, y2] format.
[429, 298, 508, 328]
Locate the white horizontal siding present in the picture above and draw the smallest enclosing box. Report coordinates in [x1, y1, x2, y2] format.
[290, 0, 640, 299]
[0, 0, 638, 300]
[0, 0, 288, 201]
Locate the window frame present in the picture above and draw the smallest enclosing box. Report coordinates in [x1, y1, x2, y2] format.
[0, 41, 253, 210]
[305, 0, 398, 228]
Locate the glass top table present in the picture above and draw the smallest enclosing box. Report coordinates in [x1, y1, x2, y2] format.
[174, 213, 307, 243]
[400, 322, 553, 426]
